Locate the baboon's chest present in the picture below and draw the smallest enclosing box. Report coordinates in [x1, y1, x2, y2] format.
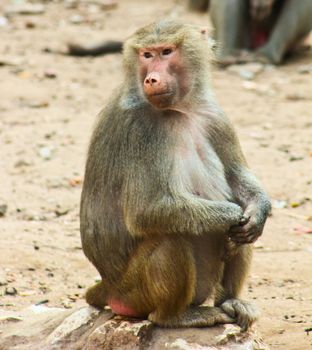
[176, 130, 232, 201]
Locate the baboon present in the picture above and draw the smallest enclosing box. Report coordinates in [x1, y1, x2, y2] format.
[210, 0, 312, 65]
[80, 20, 271, 329]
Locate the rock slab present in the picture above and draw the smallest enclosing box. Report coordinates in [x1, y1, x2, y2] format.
[0, 306, 269, 350]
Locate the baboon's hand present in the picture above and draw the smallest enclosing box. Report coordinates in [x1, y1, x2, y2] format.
[223, 202, 244, 226]
[250, 0, 275, 21]
[228, 204, 265, 244]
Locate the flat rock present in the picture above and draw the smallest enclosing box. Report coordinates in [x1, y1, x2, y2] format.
[0, 306, 269, 350]
[5, 4, 45, 16]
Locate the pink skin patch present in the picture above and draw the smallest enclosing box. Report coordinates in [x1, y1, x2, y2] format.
[251, 30, 269, 49]
[108, 298, 142, 318]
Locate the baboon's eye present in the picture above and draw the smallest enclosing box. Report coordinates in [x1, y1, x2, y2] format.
[143, 52, 153, 58]
[162, 48, 172, 56]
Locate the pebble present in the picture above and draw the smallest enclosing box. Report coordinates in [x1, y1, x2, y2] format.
[21, 211, 47, 221]
[0, 56, 24, 67]
[25, 100, 49, 108]
[46, 177, 65, 189]
[289, 155, 304, 162]
[38, 146, 54, 160]
[286, 93, 307, 101]
[44, 70, 57, 79]
[5, 3, 45, 16]
[227, 62, 264, 80]
[19, 290, 37, 296]
[55, 205, 70, 217]
[14, 159, 32, 167]
[0, 16, 8, 27]
[272, 200, 287, 209]
[99, 0, 118, 10]
[69, 15, 84, 24]
[0, 204, 8, 217]
[0, 277, 8, 286]
[5, 287, 18, 296]
[25, 20, 36, 29]
[69, 176, 83, 187]
[35, 299, 49, 305]
[298, 64, 312, 74]
[242, 80, 273, 95]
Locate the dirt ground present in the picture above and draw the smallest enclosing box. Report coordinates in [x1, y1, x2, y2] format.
[0, 1, 311, 349]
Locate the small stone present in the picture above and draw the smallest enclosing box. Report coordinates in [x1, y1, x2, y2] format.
[249, 132, 266, 140]
[21, 211, 46, 221]
[262, 123, 272, 130]
[290, 201, 301, 208]
[243, 62, 264, 74]
[5, 287, 18, 296]
[289, 155, 304, 162]
[46, 177, 65, 189]
[14, 159, 32, 167]
[298, 64, 312, 74]
[100, 0, 118, 10]
[0, 276, 8, 286]
[94, 275, 101, 283]
[38, 146, 53, 160]
[55, 205, 70, 217]
[25, 20, 36, 29]
[0, 56, 24, 67]
[62, 301, 73, 309]
[64, 0, 79, 10]
[35, 299, 49, 305]
[285, 93, 307, 101]
[5, 4, 45, 16]
[44, 70, 57, 79]
[272, 200, 287, 209]
[69, 176, 83, 187]
[242, 81, 269, 94]
[69, 15, 84, 24]
[227, 62, 264, 80]
[19, 290, 37, 296]
[0, 16, 8, 27]
[27, 100, 49, 108]
[0, 204, 8, 217]
[239, 69, 255, 80]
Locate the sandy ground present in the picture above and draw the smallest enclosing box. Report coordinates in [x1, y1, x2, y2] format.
[0, 1, 311, 349]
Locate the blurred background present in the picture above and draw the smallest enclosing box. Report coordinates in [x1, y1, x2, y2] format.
[0, 1, 311, 349]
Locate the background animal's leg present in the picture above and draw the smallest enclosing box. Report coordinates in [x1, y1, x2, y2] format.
[257, 0, 312, 63]
[210, 0, 249, 64]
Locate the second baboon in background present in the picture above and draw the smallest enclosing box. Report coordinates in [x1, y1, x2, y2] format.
[210, 0, 312, 65]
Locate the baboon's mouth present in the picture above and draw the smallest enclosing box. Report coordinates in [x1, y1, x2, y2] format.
[148, 91, 174, 98]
